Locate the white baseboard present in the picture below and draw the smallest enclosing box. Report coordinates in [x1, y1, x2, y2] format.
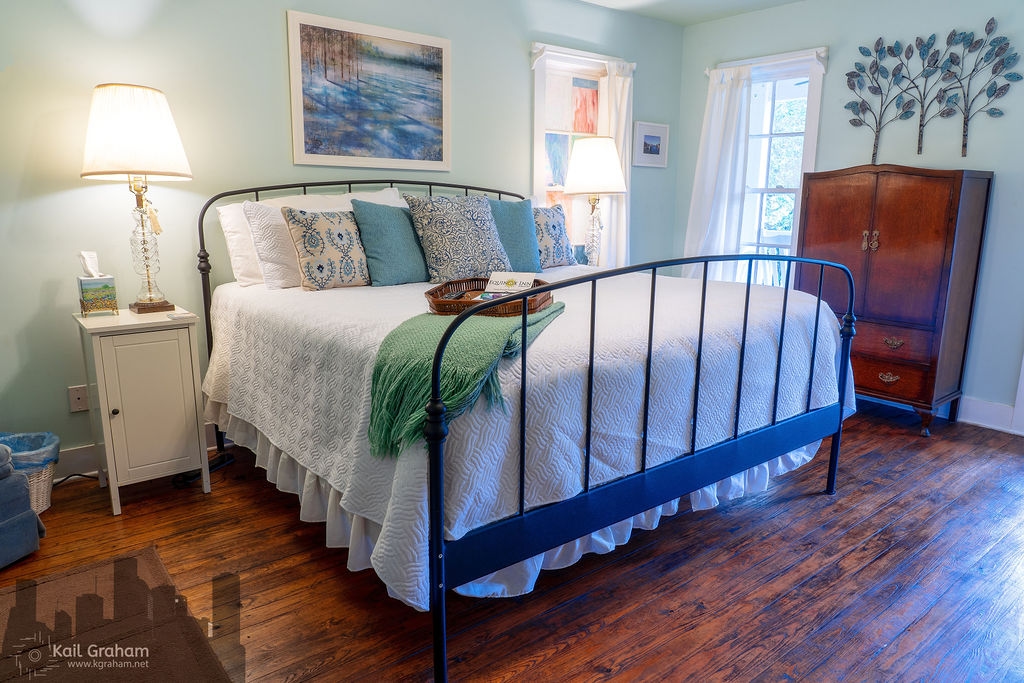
[958, 396, 1023, 436]
[54, 444, 99, 479]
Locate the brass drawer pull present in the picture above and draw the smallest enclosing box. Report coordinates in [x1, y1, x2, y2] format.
[869, 230, 880, 251]
[861, 230, 869, 251]
[878, 372, 900, 385]
[883, 336, 905, 350]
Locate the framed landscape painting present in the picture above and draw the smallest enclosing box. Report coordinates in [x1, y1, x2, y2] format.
[632, 121, 669, 168]
[287, 11, 451, 170]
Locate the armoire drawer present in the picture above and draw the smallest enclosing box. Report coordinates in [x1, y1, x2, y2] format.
[852, 355, 932, 403]
[853, 321, 933, 363]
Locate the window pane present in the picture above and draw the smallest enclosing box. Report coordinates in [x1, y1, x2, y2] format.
[746, 137, 769, 190]
[740, 193, 762, 246]
[772, 78, 808, 134]
[545, 133, 570, 187]
[545, 72, 573, 131]
[749, 81, 773, 135]
[762, 193, 795, 236]
[572, 77, 599, 134]
[767, 135, 804, 188]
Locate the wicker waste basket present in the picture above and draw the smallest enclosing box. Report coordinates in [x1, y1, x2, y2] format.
[1, 432, 59, 514]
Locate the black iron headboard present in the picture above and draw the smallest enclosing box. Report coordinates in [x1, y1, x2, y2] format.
[196, 179, 527, 356]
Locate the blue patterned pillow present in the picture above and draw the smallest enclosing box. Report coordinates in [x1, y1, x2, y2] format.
[533, 205, 577, 268]
[282, 208, 370, 290]
[350, 200, 429, 286]
[488, 198, 542, 273]
[403, 194, 511, 283]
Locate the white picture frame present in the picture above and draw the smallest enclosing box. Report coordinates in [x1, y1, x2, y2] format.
[287, 11, 451, 170]
[632, 121, 669, 168]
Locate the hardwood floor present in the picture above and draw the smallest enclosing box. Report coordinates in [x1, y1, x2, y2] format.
[3, 400, 1023, 681]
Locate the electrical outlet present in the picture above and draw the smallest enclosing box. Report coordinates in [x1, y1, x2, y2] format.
[68, 385, 89, 413]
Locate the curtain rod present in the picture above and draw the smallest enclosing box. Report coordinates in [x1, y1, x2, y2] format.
[704, 46, 828, 76]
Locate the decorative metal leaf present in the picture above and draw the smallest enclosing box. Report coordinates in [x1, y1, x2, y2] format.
[986, 18, 997, 36]
[947, 30, 957, 46]
[938, 107, 957, 118]
[993, 58, 1006, 76]
[868, 85, 882, 95]
[941, 70, 957, 81]
[895, 93, 904, 108]
[996, 43, 1010, 58]
[925, 67, 939, 78]
[963, 32, 974, 47]
[892, 63, 904, 77]
[859, 100, 870, 114]
[946, 92, 961, 106]
[994, 83, 1011, 98]
[859, 46, 872, 57]
[869, 59, 879, 75]
[949, 53, 961, 67]
[893, 40, 902, 54]
[898, 110, 916, 120]
[969, 39, 984, 53]
[879, 65, 890, 79]
[855, 62, 867, 73]
[845, 101, 861, 111]
[987, 81, 998, 98]
[847, 78, 857, 91]
[991, 36, 1008, 46]
[905, 44, 914, 60]
[846, 70, 861, 79]
[986, 108, 1004, 117]
[887, 45, 898, 58]
[916, 36, 925, 50]
[893, 73, 905, 86]
[858, 76, 866, 90]
[850, 118, 865, 127]
[874, 37, 884, 53]
[935, 88, 947, 103]
[927, 49, 940, 67]
[1005, 53, 1019, 70]
[984, 47, 996, 63]
[1005, 72, 1023, 82]
[902, 99, 915, 112]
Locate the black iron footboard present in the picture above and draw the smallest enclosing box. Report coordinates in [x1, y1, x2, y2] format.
[424, 254, 856, 681]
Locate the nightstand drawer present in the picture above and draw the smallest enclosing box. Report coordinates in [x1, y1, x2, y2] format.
[854, 322, 933, 363]
[852, 355, 932, 403]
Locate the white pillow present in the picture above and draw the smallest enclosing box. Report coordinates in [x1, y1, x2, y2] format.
[238, 188, 410, 289]
[242, 201, 301, 289]
[215, 204, 263, 286]
[259, 186, 408, 211]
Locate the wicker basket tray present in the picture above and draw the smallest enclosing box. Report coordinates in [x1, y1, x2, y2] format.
[425, 278, 551, 317]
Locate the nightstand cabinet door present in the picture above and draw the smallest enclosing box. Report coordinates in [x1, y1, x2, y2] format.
[99, 328, 203, 483]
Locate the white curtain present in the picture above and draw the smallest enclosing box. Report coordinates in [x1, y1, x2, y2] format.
[598, 61, 634, 267]
[682, 65, 752, 282]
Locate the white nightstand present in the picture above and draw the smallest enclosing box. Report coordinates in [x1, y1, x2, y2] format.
[75, 307, 211, 515]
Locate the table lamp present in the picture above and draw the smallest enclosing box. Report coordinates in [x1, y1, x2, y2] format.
[562, 136, 627, 266]
[81, 83, 191, 313]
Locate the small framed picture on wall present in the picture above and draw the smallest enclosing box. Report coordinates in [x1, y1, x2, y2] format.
[632, 121, 669, 168]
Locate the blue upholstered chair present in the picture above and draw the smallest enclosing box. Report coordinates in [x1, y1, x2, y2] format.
[0, 443, 45, 568]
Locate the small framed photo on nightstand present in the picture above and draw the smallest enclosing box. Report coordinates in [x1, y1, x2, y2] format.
[78, 276, 119, 317]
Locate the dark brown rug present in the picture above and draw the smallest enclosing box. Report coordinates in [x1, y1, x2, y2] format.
[0, 546, 234, 681]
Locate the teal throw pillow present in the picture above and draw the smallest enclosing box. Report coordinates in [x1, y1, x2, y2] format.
[350, 199, 429, 286]
[488, 198, 542, 273]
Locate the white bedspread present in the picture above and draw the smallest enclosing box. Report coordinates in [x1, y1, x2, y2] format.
[203, 265, 853, 609]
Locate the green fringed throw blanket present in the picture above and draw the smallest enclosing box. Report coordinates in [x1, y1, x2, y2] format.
[369, 301, 565, 458]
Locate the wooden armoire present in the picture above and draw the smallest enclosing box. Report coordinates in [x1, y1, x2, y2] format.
[795, 164, 991, 435]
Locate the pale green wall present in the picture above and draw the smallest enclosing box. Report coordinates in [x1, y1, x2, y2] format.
[0, 0, 683, 449]
[677, 0, 1024, 410]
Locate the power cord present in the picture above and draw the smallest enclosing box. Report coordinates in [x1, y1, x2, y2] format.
[171, 450, 235, 489]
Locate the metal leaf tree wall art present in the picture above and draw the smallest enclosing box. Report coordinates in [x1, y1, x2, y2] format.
[844, 17, 1018, 160]
[935, 18, 1020, 156]
[844, 37, 916, 164]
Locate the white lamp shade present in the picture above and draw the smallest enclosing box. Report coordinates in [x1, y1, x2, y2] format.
[562, 136, 627, 195]
[81, 83, 192, 181]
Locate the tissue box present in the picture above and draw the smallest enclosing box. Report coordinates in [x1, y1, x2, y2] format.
[78, 276, 119, 316]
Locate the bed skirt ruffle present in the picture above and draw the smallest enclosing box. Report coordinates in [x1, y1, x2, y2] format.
[206, 400, 818, 609]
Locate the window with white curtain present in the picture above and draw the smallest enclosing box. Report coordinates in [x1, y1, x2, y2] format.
[532, 43, 635, 267]
[684, 48, 827, 283]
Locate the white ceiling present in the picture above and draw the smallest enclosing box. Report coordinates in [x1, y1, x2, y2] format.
[577, 0, 801, 26]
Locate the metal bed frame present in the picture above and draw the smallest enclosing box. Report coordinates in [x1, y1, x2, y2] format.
[196, 180, 855, 682]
